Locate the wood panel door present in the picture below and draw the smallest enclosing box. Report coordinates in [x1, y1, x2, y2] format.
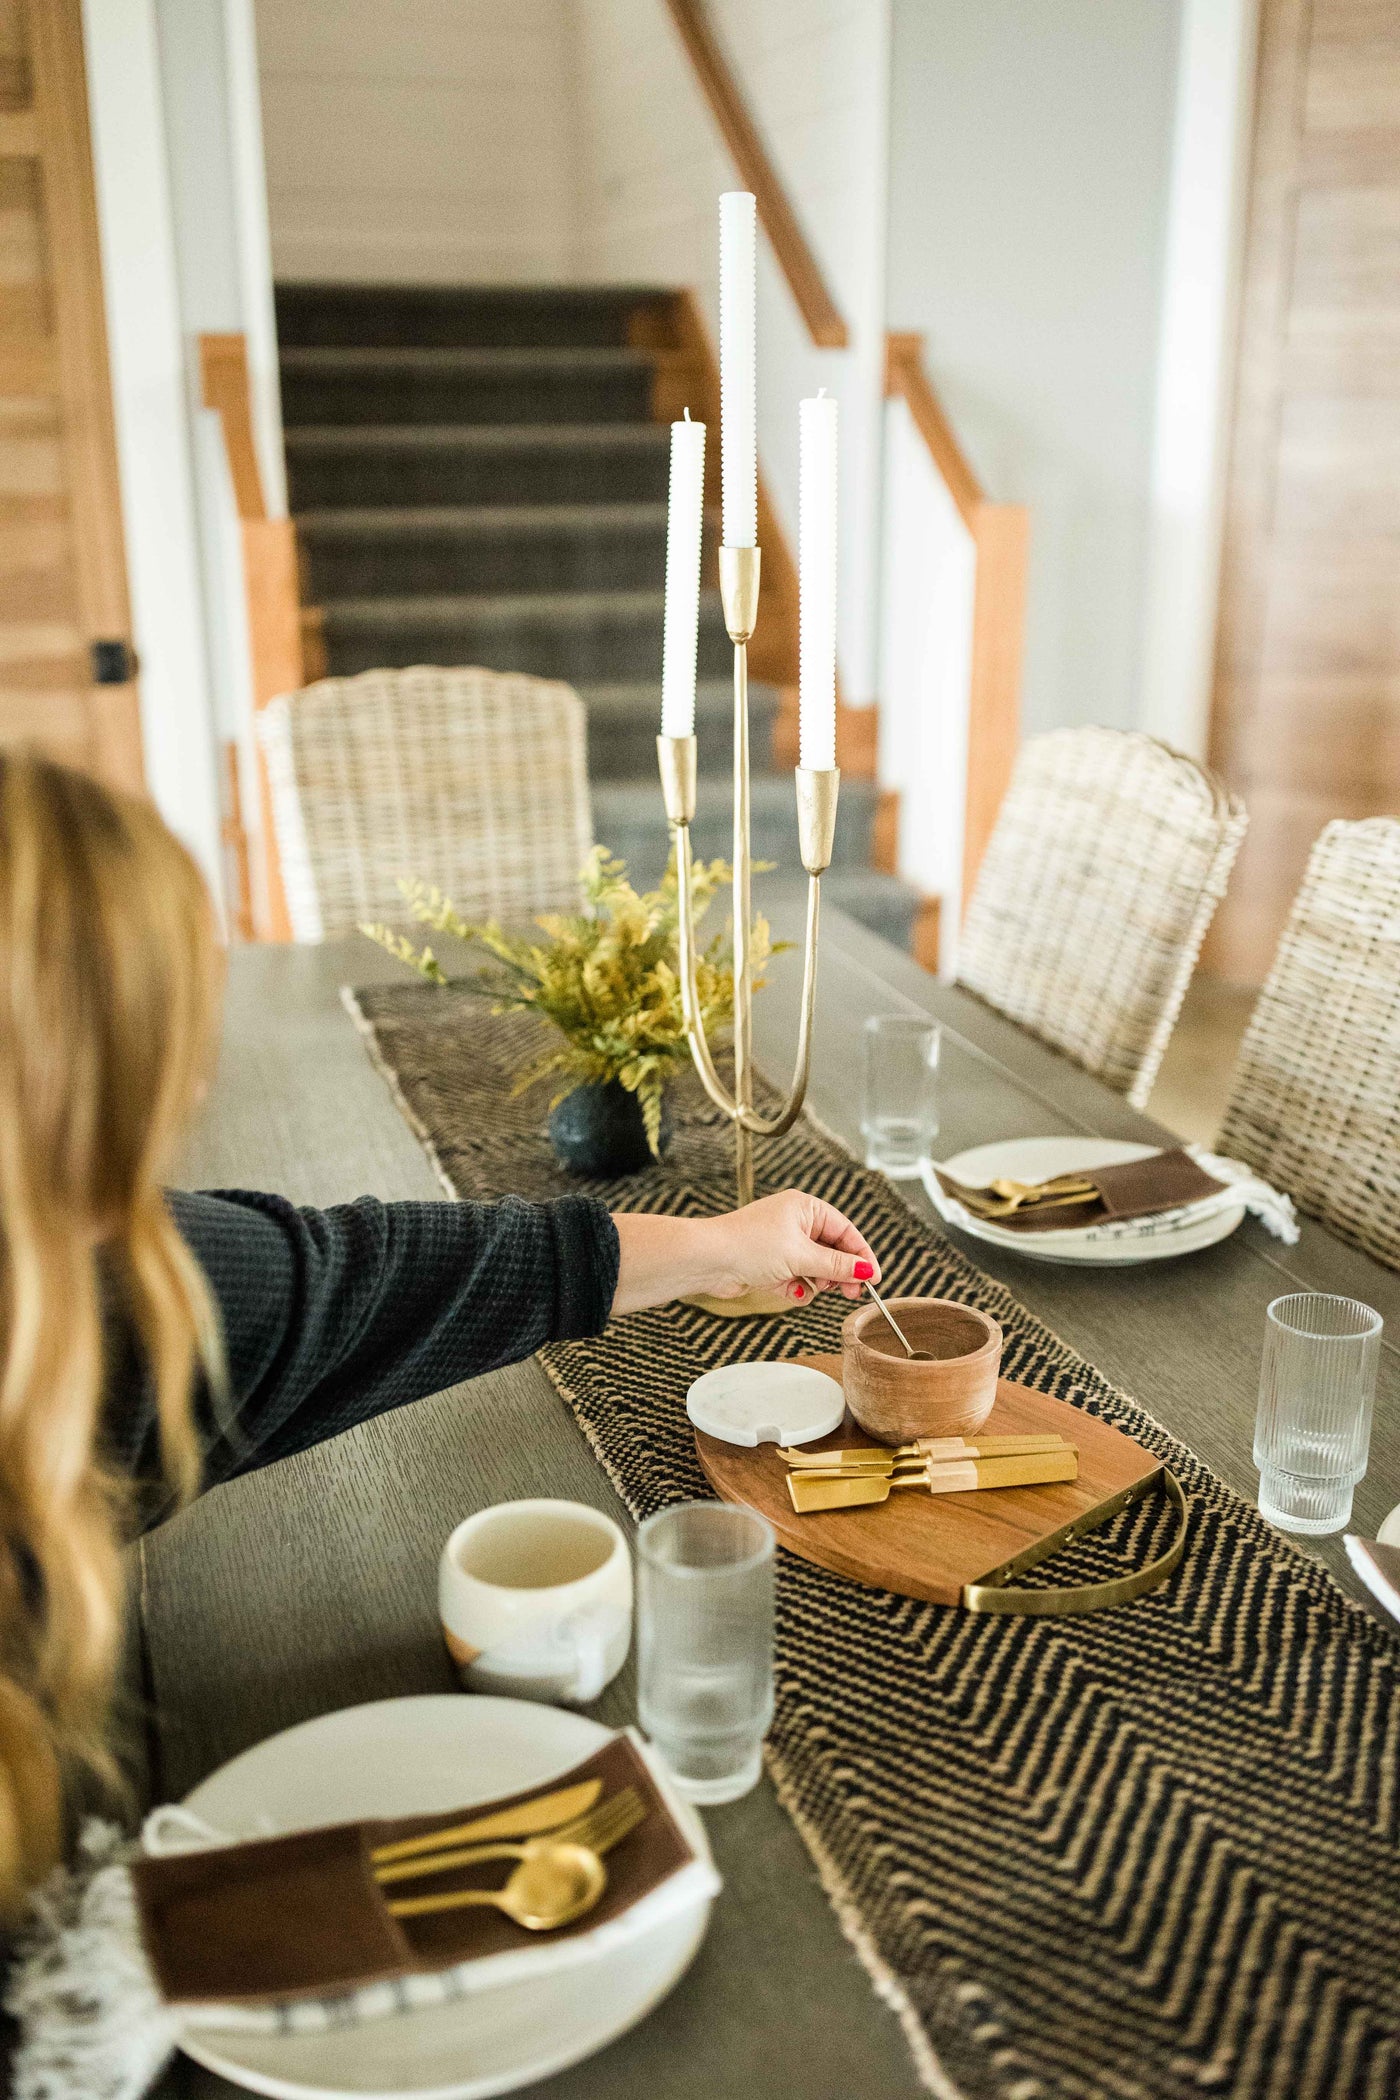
[1209, 0, 1400, 983]
[0, 0, 141, 788]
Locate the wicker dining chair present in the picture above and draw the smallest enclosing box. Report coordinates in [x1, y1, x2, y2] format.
[1219, 818, 1400, 1270]
[257, 664, 594, 941]
[957, 726, 1248, 1108]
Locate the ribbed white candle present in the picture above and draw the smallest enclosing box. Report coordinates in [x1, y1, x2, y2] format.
[661, 411, 706, 739]
[719, 191, 757, 549]
[799, 390, 838, 771]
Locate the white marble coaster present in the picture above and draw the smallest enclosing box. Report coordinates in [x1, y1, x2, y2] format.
[686, 1362, 845, 1448]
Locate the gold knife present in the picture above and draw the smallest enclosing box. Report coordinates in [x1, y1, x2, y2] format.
[780, 1433, 1071, 1470]
[789, 1448, 1079, 1513]
[369, 1778, 604, 1865]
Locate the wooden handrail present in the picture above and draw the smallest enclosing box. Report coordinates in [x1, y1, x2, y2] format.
[663, 0, 848, 350]
[884, 329, 1029, 920]
[199, 330, 299, 941]
[199, 333, 267, 520]
[884, 332, 982, 527]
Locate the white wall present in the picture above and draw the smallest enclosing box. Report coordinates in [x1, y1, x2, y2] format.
[885, 0, 1183, 742]
[1139, 0, 1258, 759]
[80, 0, 225, 902]
[256, 0, 579, 284]
[572, 0, 891, 706]
[878, 397, 975, 952]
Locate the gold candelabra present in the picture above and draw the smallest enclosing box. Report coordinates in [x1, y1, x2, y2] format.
[658, 545, 840, 1311]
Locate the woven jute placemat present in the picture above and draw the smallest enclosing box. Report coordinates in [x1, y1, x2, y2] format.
[347, 980, 1400, 2100]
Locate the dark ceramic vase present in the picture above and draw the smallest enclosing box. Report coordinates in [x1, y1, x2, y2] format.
[547, 1081, 673, 1178]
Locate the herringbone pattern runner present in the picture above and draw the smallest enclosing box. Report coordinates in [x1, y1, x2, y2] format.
[349, 980, 1400, 2100]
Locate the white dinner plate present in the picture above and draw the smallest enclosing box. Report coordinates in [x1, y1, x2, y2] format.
[165, 1695, 714, 2100]
[926, 1137, 1247, 1267]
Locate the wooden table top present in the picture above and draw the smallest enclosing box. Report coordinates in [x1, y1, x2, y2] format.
[145, 895, 1400, 2098]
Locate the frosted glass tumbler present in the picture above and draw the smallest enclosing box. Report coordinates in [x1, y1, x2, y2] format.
[862, 1014, 941, 1177]
[1254, 1293, 1382, 1534]
[637, 1502, 774, 1806]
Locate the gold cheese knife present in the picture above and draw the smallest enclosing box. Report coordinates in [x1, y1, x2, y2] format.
[788, 1447, 1079, 1513]
[780, 1431, 1071, 1470]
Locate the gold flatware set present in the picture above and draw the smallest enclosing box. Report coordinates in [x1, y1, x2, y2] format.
[371, 1780, 648, 1932]
[937, 1170, 1100, 1221]
[779, 1431, 1079, 1513]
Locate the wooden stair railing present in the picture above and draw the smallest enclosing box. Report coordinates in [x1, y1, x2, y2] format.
[199, 332, 300, 940]
[885, 332, 1029, 916]
[662, 0, 847, 350]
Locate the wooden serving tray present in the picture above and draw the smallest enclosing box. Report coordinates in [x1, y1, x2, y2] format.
[696, 1353, 1163, 1608]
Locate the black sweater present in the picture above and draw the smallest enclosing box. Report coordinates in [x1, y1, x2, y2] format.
[107, 1190, 620, 1515]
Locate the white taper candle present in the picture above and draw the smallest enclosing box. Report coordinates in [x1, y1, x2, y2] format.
[661, 410, 706, 739]
[719, 191, 757, 549]
[799, 389, 838, 772]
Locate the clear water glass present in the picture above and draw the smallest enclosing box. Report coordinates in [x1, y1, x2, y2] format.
[1254, 1293, 1383, 1534]
[862, 1014, 941, 1177]
[636, 1502, 774, 1806]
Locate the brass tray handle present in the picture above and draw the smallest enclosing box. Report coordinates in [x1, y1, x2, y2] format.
[962, 1469, 1189, 1618]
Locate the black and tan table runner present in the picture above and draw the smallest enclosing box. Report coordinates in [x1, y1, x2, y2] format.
[347, 982, 1400, 2100]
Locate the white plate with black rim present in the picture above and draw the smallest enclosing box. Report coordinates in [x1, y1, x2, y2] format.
[924, 1137, 1247, 1267]
[156, 1695, 714, 2100]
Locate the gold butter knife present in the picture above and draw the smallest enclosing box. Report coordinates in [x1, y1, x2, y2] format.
[780, 1433, 1071, 1470]
[789, 1448, 1079, 1513]
[370, 1777, 604, 1865]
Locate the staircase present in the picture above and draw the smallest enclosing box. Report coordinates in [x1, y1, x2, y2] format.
[275, 283, 920, 947]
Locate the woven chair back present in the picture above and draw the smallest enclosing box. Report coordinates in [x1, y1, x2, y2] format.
[958, 726, 1247, 1108]
[258, 665, 594, 941]
[1220, 817, 1400, 1270]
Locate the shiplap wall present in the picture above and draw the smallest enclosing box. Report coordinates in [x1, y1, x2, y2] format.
[256, 0, 578, 282]
[571, 0, 890, 708]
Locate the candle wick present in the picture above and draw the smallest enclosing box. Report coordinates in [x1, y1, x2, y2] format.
[683, 406, 691, 421]
[817, 386, 828, 400]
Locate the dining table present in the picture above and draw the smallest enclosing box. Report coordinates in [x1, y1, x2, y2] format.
[141, 890, 1400, 2099]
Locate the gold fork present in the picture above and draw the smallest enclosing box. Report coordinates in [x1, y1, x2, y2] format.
[383, 1788, 648, 1922]
[375, 1786, 645, 1888]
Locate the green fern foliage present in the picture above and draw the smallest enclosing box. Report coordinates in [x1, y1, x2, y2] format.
[362, 847, 784, 1156]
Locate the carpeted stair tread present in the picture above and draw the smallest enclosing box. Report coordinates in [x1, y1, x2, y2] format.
[590, 775, 881, 876]
[317, 587, 732, 683]
[280, 346, 656, 427]
[285, 423, 671, 454]
[275, 281, 668, 350]
[579, 680, 777, 778]
[286, 424, 671, 511]
[282, 346, 656, 374]
[298, 504, 678, 599]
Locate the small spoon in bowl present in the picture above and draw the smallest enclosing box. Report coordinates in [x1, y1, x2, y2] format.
[865, 1279, 935, 1361]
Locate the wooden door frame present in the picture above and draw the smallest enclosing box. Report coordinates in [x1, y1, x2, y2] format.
[17, 0, 143, 789]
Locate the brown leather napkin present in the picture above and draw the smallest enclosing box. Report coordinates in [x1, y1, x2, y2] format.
[936, 1148, 1226, 1235]
[133, 1732, 692, 2007]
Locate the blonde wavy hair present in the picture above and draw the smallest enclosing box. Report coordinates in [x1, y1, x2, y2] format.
[0, 752, 223, 1918]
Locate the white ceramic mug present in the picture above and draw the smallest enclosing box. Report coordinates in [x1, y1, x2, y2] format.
[439, 1499, 632, 1706]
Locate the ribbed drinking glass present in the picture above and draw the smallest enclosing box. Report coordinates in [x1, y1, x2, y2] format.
[862, 1014, 941, 1177]
[637, 1502, 774, 1805]
[1254, 1293, 1382, 1534]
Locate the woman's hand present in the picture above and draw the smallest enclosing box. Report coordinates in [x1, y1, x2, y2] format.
[610, 1190, 879, 1317]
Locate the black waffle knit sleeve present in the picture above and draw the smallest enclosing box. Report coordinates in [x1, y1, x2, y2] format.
[114, 1189, 619, 1496]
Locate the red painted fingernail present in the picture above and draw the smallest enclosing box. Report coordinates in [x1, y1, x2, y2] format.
[854, 1261, 875, 1280]
[792, 1281, 806, 1298]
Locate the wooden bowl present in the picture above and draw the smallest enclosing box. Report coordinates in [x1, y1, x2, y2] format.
[840, 1298, 1003, 1443]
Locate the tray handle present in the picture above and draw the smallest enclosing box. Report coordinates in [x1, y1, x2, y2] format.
[962, 1469, 1188, 1617]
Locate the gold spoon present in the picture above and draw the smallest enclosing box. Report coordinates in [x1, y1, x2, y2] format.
[864, 1279, 935, 1361]
[386, 1840, 607, 1929]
